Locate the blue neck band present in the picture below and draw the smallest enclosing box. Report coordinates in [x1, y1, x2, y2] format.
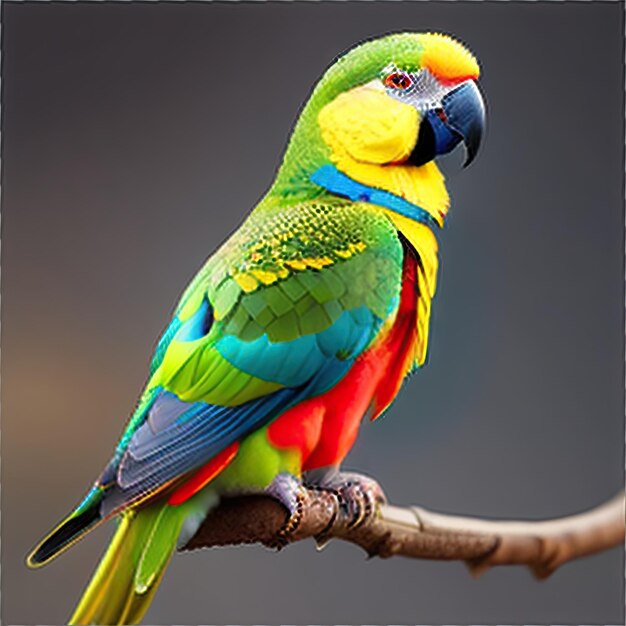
[310, 165, 441, 232]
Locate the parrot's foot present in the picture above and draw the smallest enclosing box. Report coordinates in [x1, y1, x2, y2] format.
[265, 472, 307, 547]
[304, 468, 387, 529]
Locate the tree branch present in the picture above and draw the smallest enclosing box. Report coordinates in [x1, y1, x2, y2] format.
[182, 489, 624, 579]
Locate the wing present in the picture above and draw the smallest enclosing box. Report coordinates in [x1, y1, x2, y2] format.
[99, 201, 404, 516]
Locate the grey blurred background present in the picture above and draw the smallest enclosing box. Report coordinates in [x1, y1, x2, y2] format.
[2, 2, 624, 624]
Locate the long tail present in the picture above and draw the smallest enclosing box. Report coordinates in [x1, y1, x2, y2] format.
[69, 500, 188, 625]
[27, 487, 106, 568]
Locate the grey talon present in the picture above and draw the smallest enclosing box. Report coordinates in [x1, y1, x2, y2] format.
[303, 468, 386, 528]
[266, 472, 307, 543]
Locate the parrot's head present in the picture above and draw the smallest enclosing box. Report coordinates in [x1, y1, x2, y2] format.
[271, 32, 485, 226]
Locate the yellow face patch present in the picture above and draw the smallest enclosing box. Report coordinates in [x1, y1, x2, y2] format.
[318, 84, 419, 164]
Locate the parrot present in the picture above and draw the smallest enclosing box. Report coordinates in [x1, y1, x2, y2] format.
[27, 32, 485, 625]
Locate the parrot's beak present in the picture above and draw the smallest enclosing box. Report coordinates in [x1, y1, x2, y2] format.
[441, 80, 485, 166]
[408, 79, 486, 168]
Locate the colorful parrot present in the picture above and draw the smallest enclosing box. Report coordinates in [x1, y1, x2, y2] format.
[27, 32, 485, 624]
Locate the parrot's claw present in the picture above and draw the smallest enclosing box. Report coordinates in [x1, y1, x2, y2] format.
[304, 469, 386, 529]
[265, 472, 306, 547]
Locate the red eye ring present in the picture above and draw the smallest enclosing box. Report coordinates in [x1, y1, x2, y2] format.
[384, 71, 412, 90]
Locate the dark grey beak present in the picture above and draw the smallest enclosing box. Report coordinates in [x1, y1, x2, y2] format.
[441, 80, 486, 167]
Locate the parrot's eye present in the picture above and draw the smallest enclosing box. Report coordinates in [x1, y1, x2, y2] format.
[384, 71, 413, 90]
